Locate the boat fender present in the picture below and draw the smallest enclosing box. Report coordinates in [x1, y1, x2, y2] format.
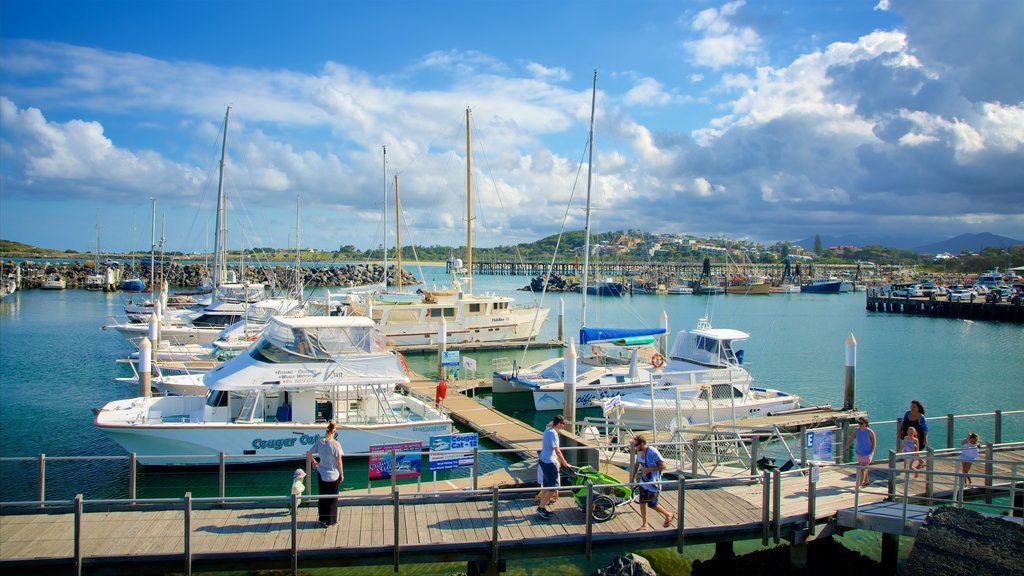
[397, 352, 410, 375]
[435, 380, 448, 409]
[650, 353, 666, 368]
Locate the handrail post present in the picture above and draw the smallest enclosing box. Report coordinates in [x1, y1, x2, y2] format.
[184, 492, 192, 576]
[925, 447, 935, 499]
[946, 413, 954, 449]
[676, 477, 685, 552]
[472, 447, 479, 490]
[690, 438, 699, 477]
[750, 436, 760, 477]
[984, 442, 994, 505]
[490, 486, 499, 566]
[38, 453, 45, 507]
[886, 450, 896, 501]
[393, 490, 401, 572]
[994, 410, 1002, 444]
[129, 453, 137, 503]
[390, 450, 398, 492]
[798, 426, 806, 469]
[290, 493, 299, 576]
[807, 468, 816, 535]
[219, 452, 226, 505]
[74, 494, 83, 576]
[772, 469, 781, 544]
[584, 483, 593, 560]
[761, 470, 770, 545]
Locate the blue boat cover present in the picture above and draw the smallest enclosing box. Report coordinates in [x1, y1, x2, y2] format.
[579, 326, 667, 345]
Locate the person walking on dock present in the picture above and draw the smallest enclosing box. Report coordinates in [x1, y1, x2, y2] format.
[960, 432, 981, 485]
[631, 435, 674, 530]
[854, 417, 876, 486]
[900, 400, 928, 476]
[308, 421, 344, 528]
[536, 415, 570, 520]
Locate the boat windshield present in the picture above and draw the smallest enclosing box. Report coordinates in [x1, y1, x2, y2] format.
[251, 321, 385, 363]
[216, 283, 266, 303]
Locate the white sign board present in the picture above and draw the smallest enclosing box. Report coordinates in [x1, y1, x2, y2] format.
[602, 395, 622, 415]
[463, 356, 477, 372]
[805, 429, 834, 463]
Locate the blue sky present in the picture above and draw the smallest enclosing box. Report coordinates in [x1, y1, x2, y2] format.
[1, 0, 1022, 254]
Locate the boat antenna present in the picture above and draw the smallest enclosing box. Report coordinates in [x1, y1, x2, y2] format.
[466, 106, 474, 295]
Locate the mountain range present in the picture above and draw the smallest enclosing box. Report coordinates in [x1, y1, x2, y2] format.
[795, 232, 1022, 254]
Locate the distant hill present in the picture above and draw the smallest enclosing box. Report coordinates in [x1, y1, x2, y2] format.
[914, 233, 1022, 254]
[795, 232, 1022, 254]
[0, 239, 70, 257]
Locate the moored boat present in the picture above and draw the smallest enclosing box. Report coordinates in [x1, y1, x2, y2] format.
[94, 316, 452, 465]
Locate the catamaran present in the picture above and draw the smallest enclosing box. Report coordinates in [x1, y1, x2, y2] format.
[94, 316, 452, 466]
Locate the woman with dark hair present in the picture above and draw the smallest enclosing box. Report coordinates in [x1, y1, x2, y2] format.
[307, 421, 344, 527]
[900, 400, 928, 450]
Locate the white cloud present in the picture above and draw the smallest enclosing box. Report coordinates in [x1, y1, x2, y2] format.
[622, 78, 672, 107]
[524, 62, 570, 82]
[683, 0, 764, 70]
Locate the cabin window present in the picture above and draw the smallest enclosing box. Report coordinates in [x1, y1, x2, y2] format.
[206, 390, 228, 408]
[427, 308, 456, 318]
[468, 303, 484, 314]
[493, 302, 508, 311]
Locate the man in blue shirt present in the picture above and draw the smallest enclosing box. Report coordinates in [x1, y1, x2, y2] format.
[631, 435, 674, 529]
[537, 415, 570, 519]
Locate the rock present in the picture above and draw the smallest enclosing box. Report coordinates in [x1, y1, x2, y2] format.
[904, 506, 1024, 576]
[589, 553, 657, 576]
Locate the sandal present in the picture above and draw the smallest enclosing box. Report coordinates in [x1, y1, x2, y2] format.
[663, 514, 675, 528]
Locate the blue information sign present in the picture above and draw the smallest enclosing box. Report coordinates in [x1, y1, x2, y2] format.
[428, 432, 478, 471]
[805, 429, 834, 463]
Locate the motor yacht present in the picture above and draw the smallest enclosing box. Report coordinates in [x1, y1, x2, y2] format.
[95, 315, 452, 465]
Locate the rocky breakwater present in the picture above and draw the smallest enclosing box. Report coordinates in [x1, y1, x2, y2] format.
[6, 260, 417, 290]
[520, 273, 580, 292]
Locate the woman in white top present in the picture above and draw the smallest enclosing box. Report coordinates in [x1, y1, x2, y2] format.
[307, 421, 344, 527]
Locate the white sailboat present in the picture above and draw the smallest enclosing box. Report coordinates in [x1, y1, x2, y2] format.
[340, 109, 550, 348]
[94, 315, 452, 466]
[85, 210, 106, 291]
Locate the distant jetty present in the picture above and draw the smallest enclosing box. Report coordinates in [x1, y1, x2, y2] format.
[2, 260, 416, 291]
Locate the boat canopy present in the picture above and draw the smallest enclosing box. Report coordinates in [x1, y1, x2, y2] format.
[579, 326, 667, 345]
[215, 282, 267, 304]
[668, 327, 749, 369]
[258, 316, 386, 359]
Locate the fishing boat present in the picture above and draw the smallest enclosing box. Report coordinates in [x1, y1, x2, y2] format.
[1, 265, 18, 301]
[94, 316, 452, 465]
[339, 109, 549, 348]
[800, 277, 844, 293]
[600, 316, 800, 428]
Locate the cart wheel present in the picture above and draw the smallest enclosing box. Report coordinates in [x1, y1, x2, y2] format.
[590, 495, 616, 523]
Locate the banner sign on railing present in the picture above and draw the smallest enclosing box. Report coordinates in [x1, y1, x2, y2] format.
[368, 441, 422, 480]
[805, 429, 834, 462]
[463, 356, 477, 372]
[428, 433, 478, 471]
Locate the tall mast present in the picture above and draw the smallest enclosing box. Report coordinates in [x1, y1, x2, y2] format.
[382, 145, 388, 288]
[295, 196, 302, 299]
[395, 175, 402, 291]
[465, 107, 473, 295]
[213, 106, 231, 287]
[95, 209, 101, 274]
[149, 197, 156, 298]
[581, 70, 597, 327]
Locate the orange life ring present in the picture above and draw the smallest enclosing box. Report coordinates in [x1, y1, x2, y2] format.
[650, 353, 666, 368]
[591, 345, 602, 356]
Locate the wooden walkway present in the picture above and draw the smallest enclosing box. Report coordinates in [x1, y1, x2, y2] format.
[3, 446, 1021, 574]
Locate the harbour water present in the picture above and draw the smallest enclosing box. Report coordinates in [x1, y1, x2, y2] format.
[1, 266, 1022, 574]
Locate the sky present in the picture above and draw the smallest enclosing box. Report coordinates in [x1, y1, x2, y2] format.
[1, 0, 1022, 254]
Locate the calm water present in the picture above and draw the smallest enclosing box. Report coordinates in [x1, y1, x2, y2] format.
[1, 269, 1022, 574]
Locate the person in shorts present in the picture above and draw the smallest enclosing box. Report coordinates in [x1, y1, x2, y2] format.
[854, 417, 876, 486]
[631, 435, 674, 530]
[536, 415, 570, 520]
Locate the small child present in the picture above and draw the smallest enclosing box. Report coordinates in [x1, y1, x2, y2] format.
[289, 468, 306, 512]
[902, 427, 922, 478]
[960, 432, 981, 485]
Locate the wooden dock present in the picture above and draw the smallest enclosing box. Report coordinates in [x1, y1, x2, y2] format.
[866, 292, 1024, 323]
[3, 446, 1021, 575]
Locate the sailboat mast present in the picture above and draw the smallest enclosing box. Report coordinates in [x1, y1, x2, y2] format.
[395, 175, 402, 291]
[465, 107, 473, 295]
[95, 209, 101, 274]
[149, 197, 156, 298]
[213, 106, 231, 287]
[382, 145, 388, 288]
[581, 70, 597, 326]
[295, 196, 302, 299]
